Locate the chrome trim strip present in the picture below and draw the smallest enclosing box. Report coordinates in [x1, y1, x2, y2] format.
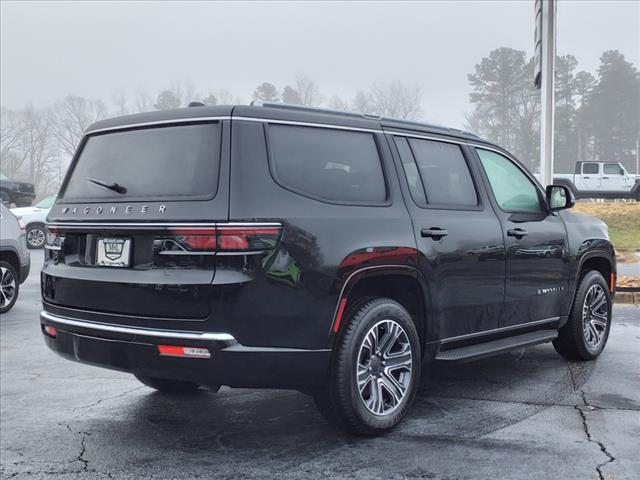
[439, 317, 561, 344]
[41, 311, 236, 342]
[86, 116, 231, 134]
[233, 116, 383, 134]
[46, 222, 281, 230]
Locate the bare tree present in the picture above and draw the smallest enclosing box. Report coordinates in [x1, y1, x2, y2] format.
[112, 88, 129, 116]
[52, 95, 108, 158]
[135, 86, 153, 113]
[295, 73, 322, 106]
[369, 82, 422, 120]
[327, 95, 350, 112]
[0, 108, 28, 178]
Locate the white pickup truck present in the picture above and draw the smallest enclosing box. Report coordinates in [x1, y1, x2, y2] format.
[550, 161, 640, 200]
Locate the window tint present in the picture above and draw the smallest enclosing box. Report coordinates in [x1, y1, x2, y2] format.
[404, 138, 477, 206]
[476, 149, 542, 213]
[394, 137, 427, 206]
[582, 162, 599, 174]
[269, 125, 386, 203]
[603, 163, 623, 175]
[63, 124, 221, 200]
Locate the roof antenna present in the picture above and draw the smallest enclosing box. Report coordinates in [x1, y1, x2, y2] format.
[188, 101, 205, 107]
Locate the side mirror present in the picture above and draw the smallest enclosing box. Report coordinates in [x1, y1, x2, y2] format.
[546, 185, 574, 211]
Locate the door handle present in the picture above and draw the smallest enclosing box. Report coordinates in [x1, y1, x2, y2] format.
[602, 176, 609, 179]
[507, 228, 528, 239]
[421, 227, 448, 240]
[583, 176, 590, 179]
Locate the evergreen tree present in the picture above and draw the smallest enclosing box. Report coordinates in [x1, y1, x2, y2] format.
[252, 82, 279, 103]
[581, 50, 640, 170]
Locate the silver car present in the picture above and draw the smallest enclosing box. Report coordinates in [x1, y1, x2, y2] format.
[0, 204, 30, 313]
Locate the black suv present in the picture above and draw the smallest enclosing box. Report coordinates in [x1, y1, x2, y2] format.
[41, 104, 616, 435]
[1, 172, 36, 207]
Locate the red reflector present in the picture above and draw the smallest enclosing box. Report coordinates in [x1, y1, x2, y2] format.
[157, 345, 211, 359]
[332, 298, 348, 333]
[44, 325, 57, 337]
[610, 272, 616, 293]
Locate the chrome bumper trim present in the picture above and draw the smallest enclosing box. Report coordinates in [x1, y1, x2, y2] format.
[40, 310, 236, 342]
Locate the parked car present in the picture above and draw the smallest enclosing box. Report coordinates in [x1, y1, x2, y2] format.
[11, 195, 56, 249]
[0, 204, 30, 313]
[40, 104, 616, 435]
[0, 172, 36, 207]
[549, 161, 640, 200]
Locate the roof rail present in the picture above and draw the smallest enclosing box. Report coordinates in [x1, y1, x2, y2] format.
[256, 101, 380, 120]
[251, 101, 480, 139]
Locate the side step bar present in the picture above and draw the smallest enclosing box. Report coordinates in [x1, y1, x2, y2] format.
[435, 330, 558, 363]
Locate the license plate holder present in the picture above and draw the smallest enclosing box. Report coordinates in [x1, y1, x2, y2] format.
[96, 238, 131, 267]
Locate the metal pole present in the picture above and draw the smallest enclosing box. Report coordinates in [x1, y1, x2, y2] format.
[539, 0, 556, 186]
[636, 139, 639, 174]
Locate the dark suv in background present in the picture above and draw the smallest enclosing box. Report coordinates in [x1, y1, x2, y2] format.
[41, 104, 616, 435]
[1, 172, 36, 207]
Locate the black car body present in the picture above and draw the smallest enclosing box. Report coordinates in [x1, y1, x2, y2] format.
[41, 104, 616, 434]
[0, 173, 36, 207]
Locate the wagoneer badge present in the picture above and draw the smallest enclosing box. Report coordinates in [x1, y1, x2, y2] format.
[61, 205, 166, 215]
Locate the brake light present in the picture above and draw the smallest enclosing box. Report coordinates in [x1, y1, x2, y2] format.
[169, 228, 217, 252]
[216, 226, 281, 251]
[167, 224, 281, 253]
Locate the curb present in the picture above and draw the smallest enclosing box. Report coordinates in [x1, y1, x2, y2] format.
[615, 291, 639, 305]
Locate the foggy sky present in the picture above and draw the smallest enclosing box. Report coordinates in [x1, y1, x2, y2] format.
[1, 0, 638, 128]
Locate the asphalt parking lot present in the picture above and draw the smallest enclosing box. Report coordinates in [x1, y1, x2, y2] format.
[1, 253, 639, 480]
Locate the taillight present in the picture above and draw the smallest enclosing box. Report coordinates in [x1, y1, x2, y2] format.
[216, 225, 281, 252]
[166, 224, 282, 254]
[17, 217, 26, 231]
[168, 228, 217, 252]
[45, 227, 65, 251]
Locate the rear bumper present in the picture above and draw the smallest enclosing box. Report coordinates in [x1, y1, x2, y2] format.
[40, 310, 331, 389]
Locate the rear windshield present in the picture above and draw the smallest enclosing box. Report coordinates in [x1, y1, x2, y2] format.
[62, 123, 221, 201]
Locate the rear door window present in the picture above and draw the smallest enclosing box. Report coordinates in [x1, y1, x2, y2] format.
[395, 136, 478, 207]
[582, 162, 600, 175]
[268, 124, 387, 204]
[62, 123, 221, 201]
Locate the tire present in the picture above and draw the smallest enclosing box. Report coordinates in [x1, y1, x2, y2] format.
[553, 270, 612, 360]
[135, 374, 201, 393]
[0, 260, 20, 314]
[314, 297, 421, 435]
[26, 224, 46, 249]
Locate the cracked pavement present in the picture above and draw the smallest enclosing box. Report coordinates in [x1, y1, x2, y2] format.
[1, 254, 639, 479]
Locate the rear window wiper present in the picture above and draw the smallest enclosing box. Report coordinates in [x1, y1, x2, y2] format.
[87, 177, 127, 194]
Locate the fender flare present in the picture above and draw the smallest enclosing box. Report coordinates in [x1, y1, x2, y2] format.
[329, 265, 433, 346]
[553, 178, 579, 198]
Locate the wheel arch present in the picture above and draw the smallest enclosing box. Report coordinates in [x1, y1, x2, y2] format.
[0, 247, 20, 273]
[329, 266, 433, 356]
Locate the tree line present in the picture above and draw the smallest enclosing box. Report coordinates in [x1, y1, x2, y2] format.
[1, 48, 637, 199]
[466, 48, 639, 173]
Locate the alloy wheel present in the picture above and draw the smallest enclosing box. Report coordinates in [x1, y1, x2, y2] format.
[27, 227, 45, 248]
[582, 284, 609, 348]
[0, 266, 17, 309]
[356, 319, 413, 416]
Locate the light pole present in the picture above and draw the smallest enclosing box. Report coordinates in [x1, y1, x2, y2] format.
[534, 0, 556, 186]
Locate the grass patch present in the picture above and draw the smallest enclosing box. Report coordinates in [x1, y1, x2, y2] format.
[572, 202, 640, 254]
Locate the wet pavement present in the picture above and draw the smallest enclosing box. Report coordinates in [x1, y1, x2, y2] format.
[1, 254, 639, 479]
